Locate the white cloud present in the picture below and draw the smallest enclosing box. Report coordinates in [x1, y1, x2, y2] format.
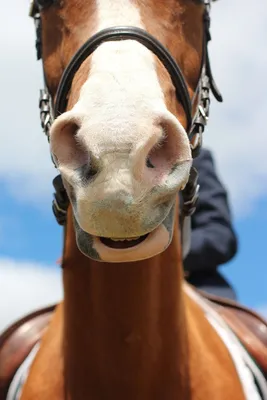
[0, 1, 267, 216]
[0, 258, 62, 333]
[0, 1, 56, 206]
[205, 1, 267, 217]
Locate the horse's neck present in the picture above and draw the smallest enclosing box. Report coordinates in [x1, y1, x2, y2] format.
[20, 208, 245, 400]
[63, 208, 190, 399]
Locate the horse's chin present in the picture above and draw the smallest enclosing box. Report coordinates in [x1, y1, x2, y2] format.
[73, 205, 176, 263]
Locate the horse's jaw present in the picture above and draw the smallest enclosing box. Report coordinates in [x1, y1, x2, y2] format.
[73, 202, 177, 263]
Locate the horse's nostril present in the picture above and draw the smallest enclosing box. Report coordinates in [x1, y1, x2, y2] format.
[50, 119, 88, 169]
[146, 158, 155, 169]
[85, 167, 98, 181]
[78, 164, 98, 183]
[144, 118, 187, 174]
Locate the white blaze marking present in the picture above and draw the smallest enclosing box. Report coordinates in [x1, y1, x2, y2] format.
[92, 0, 162, 96]
[96, 0, 143, 30]
[73, 0, 167, 158]
[52, 0, 192, 240]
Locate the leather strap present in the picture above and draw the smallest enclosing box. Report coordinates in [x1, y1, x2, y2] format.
[55, 26, 192, 131]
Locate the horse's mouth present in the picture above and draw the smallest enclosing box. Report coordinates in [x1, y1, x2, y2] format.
[75, 220, 172, 262]
[100, 234, 149, 249]
[74, 204, 176, 262]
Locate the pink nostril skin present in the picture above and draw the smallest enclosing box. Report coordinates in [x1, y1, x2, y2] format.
[50, 110, 191, 189]
[133, 114, 191, 184]
[50, 116, 89, 170]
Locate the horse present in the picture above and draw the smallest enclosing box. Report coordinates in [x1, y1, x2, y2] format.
[0, 0, 267, 399]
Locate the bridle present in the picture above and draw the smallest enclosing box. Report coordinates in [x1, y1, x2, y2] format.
[29, 0, 222, 249]
[56, 27, 192, 132]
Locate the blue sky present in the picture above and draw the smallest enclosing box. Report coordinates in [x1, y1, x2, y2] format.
[0, 187, 266, 309]
[0, 0, 267, 331]
[224, 199, 267, 308]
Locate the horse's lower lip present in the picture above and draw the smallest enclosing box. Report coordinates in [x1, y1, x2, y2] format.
[90, 224, 169, 263]
[100, 234, 149, 249]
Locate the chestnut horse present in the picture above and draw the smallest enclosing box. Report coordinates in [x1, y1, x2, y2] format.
[4, 0, 267, 399]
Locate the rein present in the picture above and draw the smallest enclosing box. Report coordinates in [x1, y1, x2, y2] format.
[29, 0, 222, 252]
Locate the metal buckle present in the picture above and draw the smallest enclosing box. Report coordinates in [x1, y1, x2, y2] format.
[182, 167, 200, 217]
[29, 0, 36, 17]
[204, 0, 211, 13]
[198, 105, 209, 123]
[183, 184, 200, 216]
[52, 199, 68, 226]
[52, 175, 69, 225]
[53, 198, 67, 215]
[39, 89, 53, 139]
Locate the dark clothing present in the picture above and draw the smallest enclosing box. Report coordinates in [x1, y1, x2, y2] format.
[187, 271, 237, 300]
[184, 148, 238, 300]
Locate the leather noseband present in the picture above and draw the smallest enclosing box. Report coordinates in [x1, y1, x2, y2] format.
[55, 27, 192, 131]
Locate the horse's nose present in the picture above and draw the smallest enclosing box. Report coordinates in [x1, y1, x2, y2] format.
[50, 110, 191, 186]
